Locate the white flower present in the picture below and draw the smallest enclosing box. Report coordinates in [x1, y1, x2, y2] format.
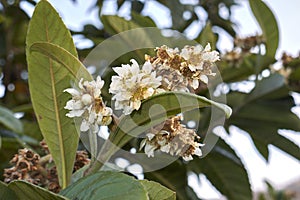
[182, 155, 193, 161]
[180, 43, 219, 72]
[180, 43, 219, 88]
[109, 59, 162, 115]
[64, 76, 112, 133]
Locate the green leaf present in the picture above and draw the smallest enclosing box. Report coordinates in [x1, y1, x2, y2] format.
[227, 74, 300, 160]
[196, 22, 217, 49]
[145, 161, 198, 200]
[191, 138, 252, 200]
[100, 15, 158, 62]
[60, 171, 148, 200]
[140, 179, 176, 200]
[8, 181, 68, 200]
[26, 0, 77, 57]
[249, 0, 279, 57]
[109, 92, 231, 151]
[131, 11, 157, 27]
[100, 15, 169, 48]
[0, 105, 23, 133]
[0, 138, 22, 176]
[30, 42, 92, 82]
[101, 15, 141, 35]
[97, 15, 197, 67]
[26, 0, 85, 188]
[0, 181, 18, 200]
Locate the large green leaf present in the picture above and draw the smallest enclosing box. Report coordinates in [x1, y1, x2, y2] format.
[131, 11, 157, 27]
[29, 42, 92, 82]
[249, 0, 279, 57]
[139, 180, 176, 200]
[227, 74, 300, 160]
[26, 0, 86, 188]
[100, 15, 197, 51]
[101, 15, 141, 35]
[99, 15, 195, 65]
[145, 161, 198, 200]
[0, 181, 18, 200]
[0, 105, 23, 133]
[60, 171, 148, 200]
[8, 181, 68, 200]
[26, 0, 77, 56]
[94, 92, 232, 167]
[100, 15, 157, 62]
[190, 138, 252, 200]
[111, 92, 231, 147]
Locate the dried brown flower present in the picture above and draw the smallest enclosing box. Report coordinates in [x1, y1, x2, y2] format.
[3, 145, 90, 194]
[140, 116, 203, 161]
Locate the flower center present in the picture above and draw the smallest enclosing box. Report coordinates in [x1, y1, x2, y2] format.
[94, 97, 104, 113]
[132, 86, 148, 101]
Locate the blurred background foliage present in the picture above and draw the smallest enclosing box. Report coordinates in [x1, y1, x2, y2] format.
[0, 0, 299, 199]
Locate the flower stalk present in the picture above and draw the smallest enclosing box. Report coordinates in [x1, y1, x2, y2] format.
[88, 129, 98, 164]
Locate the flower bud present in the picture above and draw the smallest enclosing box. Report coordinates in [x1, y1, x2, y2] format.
[81, 94, 93, 105]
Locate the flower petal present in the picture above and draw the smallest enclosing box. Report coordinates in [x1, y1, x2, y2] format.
[66, 109, 85, 118]
[146, 133, 155, 140]
[200, 75, 208, 84]
[183, 155, 193, 161]
[160, 143, 170, 153]
[194, 147, 202, 157]
[64, 88, 80, 96]
[142, 61, 153, 74]
[145, 143, 156, 157]
[80, 120, 90, 132]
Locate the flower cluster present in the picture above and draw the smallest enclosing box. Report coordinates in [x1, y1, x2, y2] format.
[109, 59, 163, 115]
[223, 34, 264, 67]
[64, 76, 112, 133]
[3, 143, 91, 193]
[140, 116, 204, 161]
[149, 43, 219, 91]
[64, 43, 218, 161]
[3, 149, 40, 184]
[109, 43, 219, 115]
[234, 35, 264, 52]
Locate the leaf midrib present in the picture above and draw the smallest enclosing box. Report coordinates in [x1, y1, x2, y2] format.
[44, 16, 67, 188]
[110, 93, 210, 144]
[112, 104, 203, 146]
[109, 92, 230, 150]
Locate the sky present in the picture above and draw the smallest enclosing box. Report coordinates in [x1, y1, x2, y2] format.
[19, 0, 300, 199]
